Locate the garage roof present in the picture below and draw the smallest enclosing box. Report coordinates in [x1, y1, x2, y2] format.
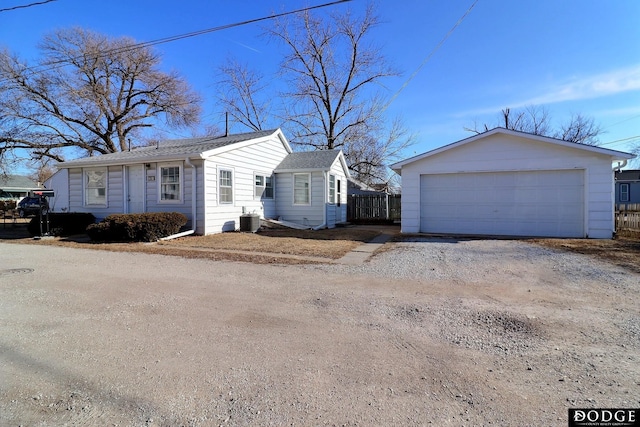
[391, 127, 635, 173]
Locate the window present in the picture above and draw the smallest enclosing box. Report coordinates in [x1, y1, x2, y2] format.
[336, 178, 341, 207]
[219, 169, 233, 204]
[255, 174, 273, 199]
[84, 168, 107, 206]
[620, 183, 630, 202]
[160, 165, 181, 201]
[329, 175, 336, 204]
[265, 175, 273, 199]
[294, 173, 310, 205]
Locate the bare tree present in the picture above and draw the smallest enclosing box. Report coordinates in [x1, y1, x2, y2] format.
[0, 27, 202, 163]
[465, 106, 602, 145]
[217, 57, 271, 132]
[29, 161, 57, 184]
[557, 113, 601, 146]
[264, 4, 413, 184]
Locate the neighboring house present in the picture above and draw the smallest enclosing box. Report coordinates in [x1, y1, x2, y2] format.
[615, 169, 640, 207]
[391, 128, 635, 239]
[347, 177, 384, 195]
[45, 129, 350, 234]
[0, 175, 43, 201]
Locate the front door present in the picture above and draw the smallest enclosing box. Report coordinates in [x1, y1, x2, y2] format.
[127, 165, 145, 213]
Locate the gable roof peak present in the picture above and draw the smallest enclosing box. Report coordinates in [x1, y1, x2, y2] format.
[392, 127, 635, 172]
[275, 149, 350, 177]
[56, 128, 288, 167]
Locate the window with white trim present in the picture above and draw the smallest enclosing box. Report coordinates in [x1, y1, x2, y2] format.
[255, 174, 273, 199]
[219, 169, 233, 204]
[620, 183, 630, 202]
[159, 165, 182, 202]
[293, 173, 310, 205]
[84, 168, 107, 206]
[329, 175, 336, 204]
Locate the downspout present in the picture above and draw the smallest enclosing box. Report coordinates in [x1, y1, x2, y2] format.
[613, 159, 627, 171]
[185, 157, 197, 233]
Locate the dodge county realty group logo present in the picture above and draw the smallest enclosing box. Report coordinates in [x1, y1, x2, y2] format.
[569, 408, 639, 427]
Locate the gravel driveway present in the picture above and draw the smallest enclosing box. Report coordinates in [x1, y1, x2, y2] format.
[1, 238, 638, 426]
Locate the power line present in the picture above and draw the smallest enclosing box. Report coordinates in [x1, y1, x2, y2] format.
[602, 114, 640, 130]
[383, 0, 479, 111]
[2, 0, 352, 82]
[0, 0, 57, 13]
[600, 135, 640, 146]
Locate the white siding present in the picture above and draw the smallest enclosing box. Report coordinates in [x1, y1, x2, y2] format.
[202, 136, 289, 234]
[67, 166, 125, 220]
[326, 159, 348, 227]
[399, 133, 619, 238]
[275, 171, 325, 227]
[145, 161, 193, 226]
[45, 169, 69, 213]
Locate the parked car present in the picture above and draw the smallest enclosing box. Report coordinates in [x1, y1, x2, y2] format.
[17, 196, 49, 217]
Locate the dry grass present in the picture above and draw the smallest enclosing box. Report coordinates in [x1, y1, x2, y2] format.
[160, 228, 381, 259]
[4, 220, 639, 271]
[532, 232, 640, 273]
[0, 224, 382, 264]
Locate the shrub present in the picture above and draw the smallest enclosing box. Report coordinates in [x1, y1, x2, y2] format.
[0, 200, 17, 211]
[86, 212, 188, 242]
[28, 212, 96, 237]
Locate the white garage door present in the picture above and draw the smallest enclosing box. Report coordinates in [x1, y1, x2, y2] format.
[420, 170, 584, 237]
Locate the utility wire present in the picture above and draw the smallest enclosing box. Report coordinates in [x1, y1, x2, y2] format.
[601, 114, 640, 130]
[0, 0, 57, 13]
[599, 135, 640, 146]
[383, 0, 479, 111]
[2, 0, 351, 82]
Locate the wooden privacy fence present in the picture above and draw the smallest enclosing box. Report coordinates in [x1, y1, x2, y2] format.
[348, 194, 401, 223]
[615, 204, 640, 232]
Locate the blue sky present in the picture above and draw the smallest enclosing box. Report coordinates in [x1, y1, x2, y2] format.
[2, 0, 639, 169]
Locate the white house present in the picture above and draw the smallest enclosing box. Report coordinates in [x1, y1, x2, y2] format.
[391, 128, 635, 239]
[45, 128, 350, 234]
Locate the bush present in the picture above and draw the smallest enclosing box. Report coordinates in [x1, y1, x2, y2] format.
[28, 212, 96, 237]
[0, 200, 17, 211]
[86, 212, 188, 242]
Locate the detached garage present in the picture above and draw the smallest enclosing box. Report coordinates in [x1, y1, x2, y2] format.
[391, 128, 635, 238]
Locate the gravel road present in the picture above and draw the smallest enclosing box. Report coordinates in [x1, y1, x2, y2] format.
[1, 238, 638, 426]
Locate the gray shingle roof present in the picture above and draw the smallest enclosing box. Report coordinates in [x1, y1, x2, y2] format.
[275, 150, 341, 171]
[616, 170, 640, 181]
[0, 174, 43, 190]
[59, 129, 279, 167]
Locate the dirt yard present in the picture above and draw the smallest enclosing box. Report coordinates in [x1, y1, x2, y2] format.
[0, 223, 383, 264]
[1, 229, 638, 426]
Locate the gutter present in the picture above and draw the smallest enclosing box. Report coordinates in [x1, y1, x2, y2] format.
[185, 157, 197, 234]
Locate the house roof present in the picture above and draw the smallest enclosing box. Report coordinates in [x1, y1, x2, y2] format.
[615, 169, 640, 181]
[0, 174, 43, 191]
[275, 150, 350, 177]
[391, 127, 636, 172]
[56, 129, 289, 168]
